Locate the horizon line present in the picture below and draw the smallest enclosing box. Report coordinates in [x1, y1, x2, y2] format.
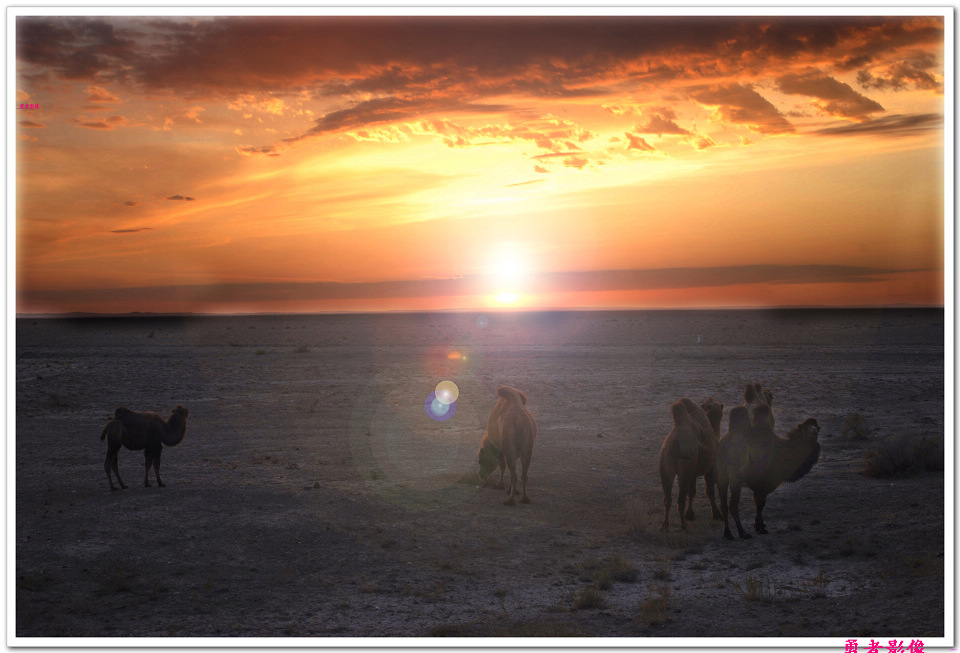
[15, 303, 945, 319]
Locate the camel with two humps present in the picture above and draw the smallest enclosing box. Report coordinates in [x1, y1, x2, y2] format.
[659, 396, 725, 532]
[478, 386, 537, 506]
[716, 389, 821, 540]
[102, 406, 189, 490]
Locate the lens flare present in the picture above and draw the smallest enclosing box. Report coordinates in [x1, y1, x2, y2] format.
[476, 315, 488, 329]
[425, 391, 457, 421]
[434, 380, 459, 404]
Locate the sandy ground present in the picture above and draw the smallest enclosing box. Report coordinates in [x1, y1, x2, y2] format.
[14, 309, 946, 642]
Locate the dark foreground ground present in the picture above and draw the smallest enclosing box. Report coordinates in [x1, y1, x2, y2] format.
[14, 309, 947, 643]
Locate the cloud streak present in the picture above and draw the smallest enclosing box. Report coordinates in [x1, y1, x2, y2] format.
[18, 264, 927, 307]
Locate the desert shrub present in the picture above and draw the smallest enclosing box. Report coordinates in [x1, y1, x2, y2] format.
[864, 434, 944, 478]
[595, 553, 638, 588]
[638, 583, 672, 625]
[573, 587, 607, 610]
[842, 413, 876, 439]
[652, 554, 673, 580]
[800, 569, 831, 598]
[732, 573, 777, 602]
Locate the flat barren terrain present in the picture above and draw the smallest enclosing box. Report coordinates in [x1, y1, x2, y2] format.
[14, 309, 946, 642]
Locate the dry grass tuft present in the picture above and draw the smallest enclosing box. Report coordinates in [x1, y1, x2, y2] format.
[732, 573, 777, 602]
[842, 413, 876, 439]
[573, 586, 607, 610]
[638, 583, 672, 626]
[594, 553, 638, 589]
[864, 434, 944, 478]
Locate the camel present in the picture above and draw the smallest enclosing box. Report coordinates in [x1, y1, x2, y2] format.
[477, 386, 530, 490]
[717, 402, 821, 540]
[103, 406, 189, 489]
[658, 397, 725, 532]
[477, 386, 537, 506]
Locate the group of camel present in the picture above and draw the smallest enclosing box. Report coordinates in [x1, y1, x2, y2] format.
[470, 381, 821, 542]
[659, 382, 822, 540]
[98, 381, 819, 542]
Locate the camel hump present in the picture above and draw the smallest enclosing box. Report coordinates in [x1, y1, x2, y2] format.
[670, 400, 689, 424]
[496, 386, 527, 405]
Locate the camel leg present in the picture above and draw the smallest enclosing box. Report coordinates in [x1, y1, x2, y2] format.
[729, 485, 751, 540]
[676, 477, 688, 531]
[503, 455, 517, 506]
[660, 471, 674, 532]
[704, 466, 722, 520]
[519, 453, 531, 504]
[684, 474, 697, 521]
[754, 493, 768, 534]
[111, 452, 127, 490]
[105, 450, 119, 490]
[719, 479, 734, 540]
[494, 453, 506, 489]
[143, 450, 153, 487]
[153, 447, 165, 487]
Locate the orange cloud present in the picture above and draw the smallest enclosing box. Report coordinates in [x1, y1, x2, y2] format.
[690, 84, 795, 134]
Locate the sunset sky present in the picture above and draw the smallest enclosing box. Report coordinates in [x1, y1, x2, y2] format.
[14, 12, 948, 314]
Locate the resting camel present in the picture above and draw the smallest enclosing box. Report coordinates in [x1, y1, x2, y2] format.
[103, 406, 189, 489]
[716, 402, 821, 540]
[477, 386, 537, 506]
[659, 397, 724, 532]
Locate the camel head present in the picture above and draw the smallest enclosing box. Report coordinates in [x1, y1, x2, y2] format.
[172, 406, 189, 420]
[701, 397, 724, 432]
[477, 433, 500, 479]
[785, 418, 821, 482]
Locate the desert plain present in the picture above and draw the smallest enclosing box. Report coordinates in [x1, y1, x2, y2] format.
[13, 309, 946, 641]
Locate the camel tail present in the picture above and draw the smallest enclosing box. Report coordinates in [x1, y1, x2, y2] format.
[100, 422, 110, 440]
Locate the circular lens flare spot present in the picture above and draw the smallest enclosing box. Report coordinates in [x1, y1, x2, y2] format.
[425, 391, 457, 422]
[434, 380, 459, 404]
[476, 316, 488, 329]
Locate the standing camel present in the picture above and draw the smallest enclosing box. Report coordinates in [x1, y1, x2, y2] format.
[478, 386, 537, 506]
[658, 397, 724, 532]
[102, 406, 189, 489]
[716, 402, 821, 540]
